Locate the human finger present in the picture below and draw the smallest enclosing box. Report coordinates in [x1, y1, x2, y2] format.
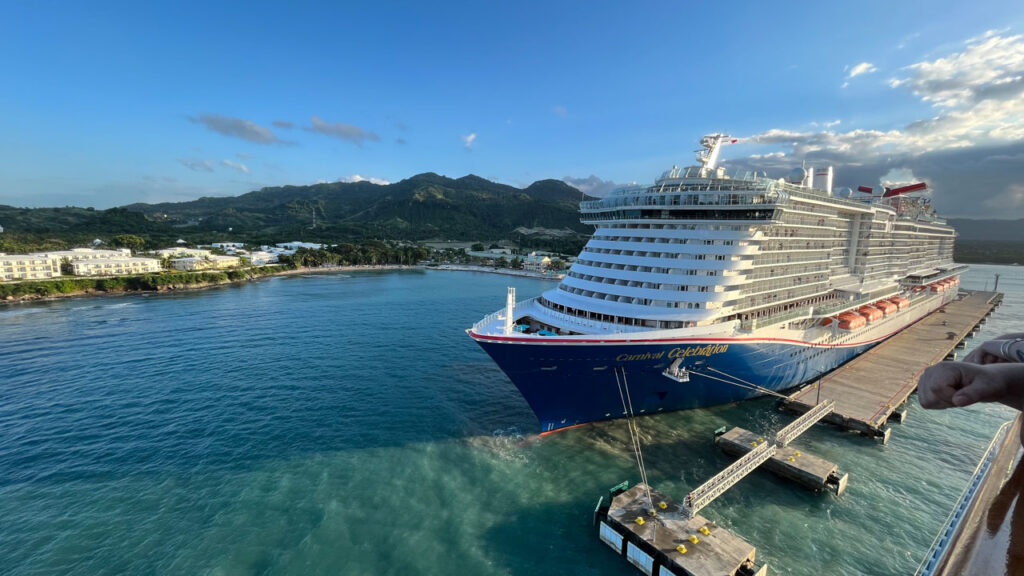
[963, 340, 1008, 364]
[951, 367, 1008, 407]
[917, 363, 964, 409]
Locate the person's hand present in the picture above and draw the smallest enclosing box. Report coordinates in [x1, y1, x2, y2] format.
[964, 339, 1016, 364]
[918, 362, 1024, 412]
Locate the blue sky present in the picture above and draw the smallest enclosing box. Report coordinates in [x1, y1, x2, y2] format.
[2, 1, 1024, 218]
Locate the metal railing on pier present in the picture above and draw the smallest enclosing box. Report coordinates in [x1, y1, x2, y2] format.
[683, 442, 777, 518]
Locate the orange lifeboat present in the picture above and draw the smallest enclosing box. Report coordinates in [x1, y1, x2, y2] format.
[858, 306, 883, 322]
[838, 311, 866, 330]
[889, 296, 910, 310]
[929, 283, 941, 292]
[875, 300, 897, 315]
[913, 285, 925, 293]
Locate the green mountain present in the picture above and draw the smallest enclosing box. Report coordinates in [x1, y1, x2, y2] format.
[0, 174, 594, 252]
[123, 173, 591, 243]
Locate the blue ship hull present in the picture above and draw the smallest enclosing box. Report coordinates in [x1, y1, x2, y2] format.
[473, 336, 875, 432]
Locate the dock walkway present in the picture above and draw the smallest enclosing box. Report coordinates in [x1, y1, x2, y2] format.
[783, 290, 1003, 439]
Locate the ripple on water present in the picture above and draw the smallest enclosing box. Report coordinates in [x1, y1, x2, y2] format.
[0, 267, 1021, 575]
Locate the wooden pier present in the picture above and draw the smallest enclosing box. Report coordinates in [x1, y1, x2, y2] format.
[715, 427, 849, 495]
[783, 290, 1003, 440]
[596, 483, 767, 576]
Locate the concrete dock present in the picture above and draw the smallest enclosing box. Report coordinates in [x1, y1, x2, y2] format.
[716, 427, 849, 495]
[783, 290, 1003, 440]
[597, 483, 766, 576]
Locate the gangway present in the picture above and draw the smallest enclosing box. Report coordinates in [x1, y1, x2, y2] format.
[682, 398, 839, 518]
[775, 399, 834, 447]
[682, 441, 777, 518]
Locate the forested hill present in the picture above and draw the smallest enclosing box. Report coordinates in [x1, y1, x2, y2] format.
[122, 173, 593, 244]
[946, 218, 1024, 241]
[0, 174, 594, 251]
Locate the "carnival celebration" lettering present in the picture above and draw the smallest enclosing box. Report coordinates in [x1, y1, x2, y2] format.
[615, 344, 729, 362]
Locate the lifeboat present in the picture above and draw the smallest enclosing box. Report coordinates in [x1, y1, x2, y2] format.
[913, 285, 926, 293]
[888, 296, 910, 310]
[930, 282, 944, 292]
[857, 306, 883, 322]
[875, 300, 897, 315]
[838, 313, 866, 330]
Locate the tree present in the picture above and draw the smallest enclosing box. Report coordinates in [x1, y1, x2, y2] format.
[471, 242, 485, 252]
[510, 256, 523, 269]
[110, 234, 146, 253]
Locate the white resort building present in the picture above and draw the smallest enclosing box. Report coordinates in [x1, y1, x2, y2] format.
[522, 254, 552, 272]
[246, 251, 278, 265]
[34, 248, 133, 261]
[0, 254, 61, 281]
[170, 255, 241, 271]
[1, 248, 162, 281]
[154, 247, 212, 258]
[70, 258, 162, 277]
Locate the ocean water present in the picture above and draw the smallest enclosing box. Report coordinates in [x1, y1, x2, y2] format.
[1, 265, 1022, 575]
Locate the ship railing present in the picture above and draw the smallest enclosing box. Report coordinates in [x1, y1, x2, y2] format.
[581, 212, 779, 224]
[774, 183, 874, 211]
[811, 292, 899, 317]
[739, 307, 813, 331]
[471, 297, 538, 334]
[537, 307, 650, 335]
[471, 310, 507, 334]
[580, 187, 775, 211]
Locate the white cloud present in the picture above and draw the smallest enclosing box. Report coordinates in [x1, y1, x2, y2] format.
[562, 175, 620, 198]
[879, 168, 921, 188]
[735, 32, 1024, 218]
[188, 115, 281, 144]
[220, 159, 250, 175]
[463, 133, 477, 149]
[308, 116, 380, 146]
[891, 31, 1024, 108]
[847, 62, 878, 79]
[752, 33, 1024, 161]
[982, 183, 1024, 212]
[749, 152, 786, 160]
[339, 174, 390, 185]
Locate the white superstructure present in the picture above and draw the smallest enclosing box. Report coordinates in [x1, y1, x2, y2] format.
[475, 133, 961, 340]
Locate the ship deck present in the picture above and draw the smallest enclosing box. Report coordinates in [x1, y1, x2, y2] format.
[782, 289, 1003, 439]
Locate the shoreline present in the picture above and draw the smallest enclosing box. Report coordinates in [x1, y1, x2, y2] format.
[0, 263, 559, 307]
[429, 264, 564, 281]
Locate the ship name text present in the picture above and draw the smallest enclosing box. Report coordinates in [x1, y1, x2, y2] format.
[616, 344, 729, 362]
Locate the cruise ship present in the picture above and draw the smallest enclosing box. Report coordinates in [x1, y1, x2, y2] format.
[468, 134, 964, 433]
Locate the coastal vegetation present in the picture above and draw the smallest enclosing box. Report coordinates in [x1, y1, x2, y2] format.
[279, 242, 431, 268]
[0, 266, 287, 300]
[953, 240, 1024, 265]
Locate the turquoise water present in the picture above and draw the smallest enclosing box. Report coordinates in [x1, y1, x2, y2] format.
[1, 265, 1022, 575]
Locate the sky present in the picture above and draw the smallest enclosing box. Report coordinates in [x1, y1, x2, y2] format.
[2, 1, 1023, 219]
